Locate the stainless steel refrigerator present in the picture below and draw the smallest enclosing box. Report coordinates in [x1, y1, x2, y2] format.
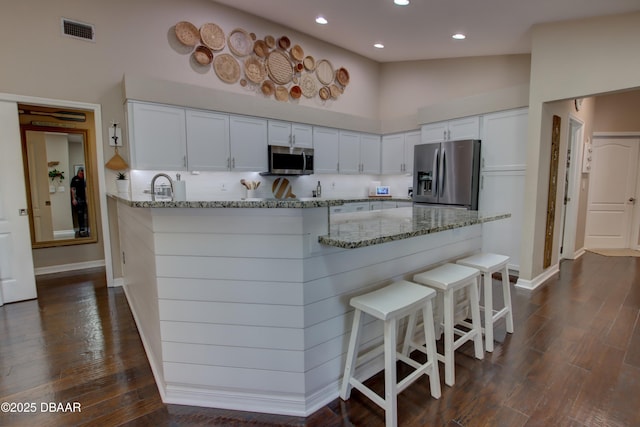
[413, 139, 481, 209]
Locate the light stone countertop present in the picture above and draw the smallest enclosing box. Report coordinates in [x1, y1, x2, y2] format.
[319, 206, 510, 249]
[108, 193, 411, 209]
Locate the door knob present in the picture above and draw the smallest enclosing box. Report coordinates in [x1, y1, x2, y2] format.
[629, 197, 637, 203]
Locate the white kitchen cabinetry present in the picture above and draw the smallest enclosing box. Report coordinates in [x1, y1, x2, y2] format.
[478, 108, 528, 271]
[313, 127, 340, 174]
[381, 130, 420, 175]
[338, 131, 381, 174]
[360, 134, 381, 174]
[268, 120, 313, 148]
[369, 200, 412, 210]
[330, 202, 370, 214]
[229, 115, 268, 172]
[421, 116, 480, 144]
[185, 109, 230, 171]
[128, 102, 187, 170]
[338, 131, 360, 174]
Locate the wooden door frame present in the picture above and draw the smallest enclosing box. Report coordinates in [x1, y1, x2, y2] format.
[559, 115, 584, 259]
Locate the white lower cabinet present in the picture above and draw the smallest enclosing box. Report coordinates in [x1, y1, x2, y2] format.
[478, 171, 526, 270]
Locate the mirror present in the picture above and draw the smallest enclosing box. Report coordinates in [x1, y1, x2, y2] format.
[20, 125, 98, 248]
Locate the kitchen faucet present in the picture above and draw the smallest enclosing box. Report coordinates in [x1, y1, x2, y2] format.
[151, 173, 174, 201]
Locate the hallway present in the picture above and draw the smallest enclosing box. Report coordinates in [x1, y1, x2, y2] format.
[1, 252, 639, 426]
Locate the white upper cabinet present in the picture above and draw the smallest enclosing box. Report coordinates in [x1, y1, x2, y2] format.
[403, 131, 421, 175]
[360, 134, 381, 174]
[268, 120, 313, 148]
[229, 115, 268, 172]
[339, 131, 361, 174]
[421, 116, 480, 144]
[185, 109, 230, 171]
[313, 127, 340, 174]
[381, 130, 419, 175]
[339, 131, 381, 174]
[128, 102, 187, 170]
[381, 133, 405, 174]
[480, 108, 528, 171]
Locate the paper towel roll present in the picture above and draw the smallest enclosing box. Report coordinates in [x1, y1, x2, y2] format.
[173, 180, 186, 201]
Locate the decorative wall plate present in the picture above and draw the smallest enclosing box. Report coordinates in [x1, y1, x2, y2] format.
[275, 86, 289, 102]
[244, 57, 265, 84]
[200, 23, 225, 51]
[213, 54, 240, 83]
[315, 59, 334, 85]
[175, 21, 199, 46]
[290, 45, 304, 62]
[336, 67, 350, 87]
[300, 74, 317, 98]
[193, 45, 213, 65]
[228, 28, 253, 57]
[266, 50, 293, 85]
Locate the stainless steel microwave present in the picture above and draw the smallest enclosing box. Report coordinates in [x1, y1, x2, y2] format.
[265, 145, 314, 175]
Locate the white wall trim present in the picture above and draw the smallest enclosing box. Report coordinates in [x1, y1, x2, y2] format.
[515, 263, 559, 292]
[34, 260, 105, 276]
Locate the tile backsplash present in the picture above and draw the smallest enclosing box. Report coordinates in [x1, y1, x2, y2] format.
[127, 170, 413, 200]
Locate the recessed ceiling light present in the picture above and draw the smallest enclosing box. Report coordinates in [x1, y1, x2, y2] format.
[374, 43, 384, 49]
[394, 0, 410, 5]
[315, 16, 328, 25]
[452, 33, 466, 40]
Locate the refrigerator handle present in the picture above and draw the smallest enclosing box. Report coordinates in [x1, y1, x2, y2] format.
[434, 148, 439, 195]
[440, 148, 446, 194]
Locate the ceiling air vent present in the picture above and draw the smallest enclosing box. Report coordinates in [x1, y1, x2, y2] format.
[61, 18, 95, 42]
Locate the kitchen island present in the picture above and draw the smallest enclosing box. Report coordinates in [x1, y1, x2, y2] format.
[113, 195, 508, 416]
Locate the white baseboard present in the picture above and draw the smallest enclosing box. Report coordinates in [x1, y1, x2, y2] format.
[515, 263, 559, 292]
[35, 260, 105, 276]
[573, 248, 586, 259]
[163, 354, 385, 417]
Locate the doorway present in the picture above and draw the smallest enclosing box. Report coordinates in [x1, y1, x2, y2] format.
[559, 116, 584, 260]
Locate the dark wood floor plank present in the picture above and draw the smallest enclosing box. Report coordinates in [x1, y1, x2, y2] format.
[2, 254, 640, 426]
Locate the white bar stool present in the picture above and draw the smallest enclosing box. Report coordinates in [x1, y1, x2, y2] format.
[340, 280, 441, 427]
[410, 263, 484, 386]
[457, 253, 514, 352]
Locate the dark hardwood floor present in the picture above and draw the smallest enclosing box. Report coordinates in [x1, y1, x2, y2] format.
[1, 252, 639, 426]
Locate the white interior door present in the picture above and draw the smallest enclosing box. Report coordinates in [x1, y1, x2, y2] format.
[0, 100, 37, 305]
[585, 138, 639, 249]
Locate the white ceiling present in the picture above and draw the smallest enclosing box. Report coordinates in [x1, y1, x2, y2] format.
[212, 0, 640, 62]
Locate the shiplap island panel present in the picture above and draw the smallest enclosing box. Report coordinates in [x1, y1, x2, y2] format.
[114, 195, 508, 416]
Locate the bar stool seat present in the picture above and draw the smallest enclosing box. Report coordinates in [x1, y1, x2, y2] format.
[409, 263, 484, 386]
[457, 253, 514, 352]
[340, 280, 441, 427]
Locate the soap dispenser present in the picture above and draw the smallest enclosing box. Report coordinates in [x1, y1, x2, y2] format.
[174, 173, 186, 201]
[316, 181, 322, 198]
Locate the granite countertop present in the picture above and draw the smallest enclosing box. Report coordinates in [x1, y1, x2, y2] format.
[319, 206, 510, 249]
[109, 194, 412, 208]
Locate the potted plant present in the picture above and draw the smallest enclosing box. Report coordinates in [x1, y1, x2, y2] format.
[48, 169, 65, 184]
[115, 171, 129, 194]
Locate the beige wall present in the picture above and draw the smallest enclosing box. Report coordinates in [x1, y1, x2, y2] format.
[522, 12, 640, 281]
[593, 90, 640, 132]
[379, 54, 531, 132]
